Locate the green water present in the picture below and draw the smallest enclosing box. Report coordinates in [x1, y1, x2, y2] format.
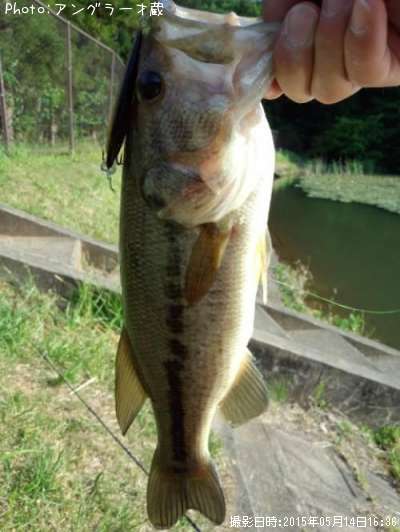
[269, 185, 400, 351]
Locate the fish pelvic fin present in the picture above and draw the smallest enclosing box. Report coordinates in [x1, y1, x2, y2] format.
[115, 327, 147, 435]
[147, 450, 226, 529]
[219, 349, 268, 427]
[185, 223, 231, 306]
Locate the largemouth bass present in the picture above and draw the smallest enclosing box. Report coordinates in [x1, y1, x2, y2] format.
[105, 2, 279, 528]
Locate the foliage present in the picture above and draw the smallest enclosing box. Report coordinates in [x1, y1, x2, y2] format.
[268, 376, 290, 403]
[273, 261, 366, 336]
[180, 0, 261, 16]
[2, 0, 398, 171]
[371, 426, 400, 483]
[266, 87, 400, 174]
[46, 0, 146, 61]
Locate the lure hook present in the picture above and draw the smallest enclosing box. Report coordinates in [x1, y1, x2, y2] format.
[101, 149, 117, 192]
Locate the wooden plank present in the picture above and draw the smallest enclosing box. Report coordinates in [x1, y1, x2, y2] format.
[108, 53, 116, 130]
[0, 53, 11, 153]
[66, 22, 74, 154]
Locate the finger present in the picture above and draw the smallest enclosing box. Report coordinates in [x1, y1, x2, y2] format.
[273, 3, 320, 103]
[386, 0, 400, 33]
[386, 0, 400, 80]
[262, 0, 298, 98]
[262, 0, 301, 22]
[264, 80, 284, 100]
[345, 0, 394, 86]
[312, 0, 360, 103]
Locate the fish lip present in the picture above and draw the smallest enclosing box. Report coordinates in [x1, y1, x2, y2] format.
[138, 167, 167, 210]
[157, 173, 212, 222]
[141, 163, 211, 218]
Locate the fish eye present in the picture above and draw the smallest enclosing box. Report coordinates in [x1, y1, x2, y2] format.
[137, 71, 163, 101]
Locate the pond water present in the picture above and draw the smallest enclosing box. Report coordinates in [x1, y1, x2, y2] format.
[269, 185, 400, 351]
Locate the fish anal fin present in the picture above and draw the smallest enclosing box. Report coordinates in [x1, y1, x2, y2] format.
[148, 450, 226, 529]
[219, 349, 268, 427]
[115, 327, 147, 435]
[185, 223, 231, 306]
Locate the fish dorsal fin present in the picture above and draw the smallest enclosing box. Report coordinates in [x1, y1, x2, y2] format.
[219, 349, 268, 427]
[185, 223, 231, 305]
[115, 327, 147, 435]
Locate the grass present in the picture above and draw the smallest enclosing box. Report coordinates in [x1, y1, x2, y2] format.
[274, 151, 400, 215]
[312, 381, 328, 410]
[0, 141, 121, 243]
[372, 426, 400, 484]
[268, 376, 291, 403]
[273, 261, 366, 336]
[275, 150, 302, 179]
[299, 159, 400, 215]
[0, 279, 224, 531]
[0, 142, 397, 526]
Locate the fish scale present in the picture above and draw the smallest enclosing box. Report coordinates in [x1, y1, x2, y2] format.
[107, 1, 279, 527]
[121, 137, 269, 475]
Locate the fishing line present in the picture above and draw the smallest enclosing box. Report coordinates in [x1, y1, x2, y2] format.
[38, 349, 202, 532]
[272, 278, 400, 316]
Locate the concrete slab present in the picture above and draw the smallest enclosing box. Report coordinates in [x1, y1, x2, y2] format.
[1, 203, 399, 425]
[216, 414, 400, 532]
[0, 203, 119, 297]
[254, 306, 288, 339]
[0, 236, 82, 270]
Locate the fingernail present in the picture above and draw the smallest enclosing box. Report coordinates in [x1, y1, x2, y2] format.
[284, 5, 319, 49]
[323, 0, 339, 18]
[351, 0, 370, 35]
[323, 0, 348, 18]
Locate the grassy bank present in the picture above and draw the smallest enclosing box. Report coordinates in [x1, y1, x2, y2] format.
[0, 142, 121, 243]
[301, 167, 400, 215]
[0, 279, 224, 530]
[0, 142, 227, 528]
[273, 261, 366, 336]
[274, 152, 400, 215]
[0, 144, 398, 528]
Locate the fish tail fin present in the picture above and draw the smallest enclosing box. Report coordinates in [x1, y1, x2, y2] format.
[147, 450, 226, 529]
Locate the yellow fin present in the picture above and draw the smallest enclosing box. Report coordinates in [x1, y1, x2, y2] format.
[147, 450, 226, 529]
[185, 223, 231, 305]
[219, 349, 268, 427]
[115, 328, 147, 435]
[257, 230, 272, 305]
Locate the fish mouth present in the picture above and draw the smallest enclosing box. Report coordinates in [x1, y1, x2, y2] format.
[141, 163, 214, 223]
[152, 4, 280, 113]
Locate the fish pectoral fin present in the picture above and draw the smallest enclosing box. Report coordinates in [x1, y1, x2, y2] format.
[115, 327, 147, 435]
[185, 223, 231, 305]
[219, 349, 268, 427]
[148, 450, 226, 529]
[257, 229, 272, 305]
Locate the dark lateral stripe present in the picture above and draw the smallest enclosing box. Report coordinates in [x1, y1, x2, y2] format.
[166, 304, 184, 334]
[165, 282, 181, 300]
[169, 338, 188, 359]
[163, 221, 188, 461]
[166, 258, 181, 277]
[164, 358, 187, 462]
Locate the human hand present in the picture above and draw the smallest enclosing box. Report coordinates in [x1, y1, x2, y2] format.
[263, 0, 400, 103]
